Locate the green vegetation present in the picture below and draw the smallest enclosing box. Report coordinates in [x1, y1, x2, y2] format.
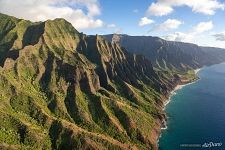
[1, 13, 224, 150]
[0, 13, 166, 150]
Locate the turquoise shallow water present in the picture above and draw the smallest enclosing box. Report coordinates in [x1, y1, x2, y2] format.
[159, 63, 225, 150]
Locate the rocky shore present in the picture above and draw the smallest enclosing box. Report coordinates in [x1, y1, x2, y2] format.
[155, 68, 202, 149]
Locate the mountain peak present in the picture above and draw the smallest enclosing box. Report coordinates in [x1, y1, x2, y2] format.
[45, 18, 76, 31]
[0, 13, 19, 23]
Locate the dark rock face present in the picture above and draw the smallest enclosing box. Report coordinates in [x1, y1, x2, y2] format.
[103, 34, 225, 71]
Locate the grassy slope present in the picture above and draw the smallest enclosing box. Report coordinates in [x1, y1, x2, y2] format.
[0, 13, 182, 150]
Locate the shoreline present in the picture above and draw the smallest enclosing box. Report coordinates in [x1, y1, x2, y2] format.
[194, 68, 201, 74]
[163, 68, 202, 111]
[157, 68, 202, 146]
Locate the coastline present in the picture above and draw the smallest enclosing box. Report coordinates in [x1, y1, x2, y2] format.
[194, 68, 201, 74]
[163, 68, 202, 111]
[157, 68, 202, 147]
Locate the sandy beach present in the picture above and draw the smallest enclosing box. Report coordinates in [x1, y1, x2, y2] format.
[162, 68, 202, 117]
[164, 68, 201, 106]
[158, 63, 225, 150]
[194, 68, 201, 74]
[158, 67, 203, 148]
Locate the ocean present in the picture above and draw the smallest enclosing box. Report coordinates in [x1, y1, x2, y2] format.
[159, 63, 225, 150]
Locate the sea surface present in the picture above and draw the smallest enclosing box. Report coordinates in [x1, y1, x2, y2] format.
[159, 63, 225, 150]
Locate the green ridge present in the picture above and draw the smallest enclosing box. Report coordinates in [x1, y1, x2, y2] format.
[1, 13, 224, 150]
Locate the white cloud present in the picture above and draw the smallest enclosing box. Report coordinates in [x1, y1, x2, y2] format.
[163, 32, 194, 42]
[213, 31, 225, 41]
[107, 24, 116, 28]
[146, 2, 173, 16]
[155, 19, 183, 31]
[194, 21, 214, 33]
[139, 17, 154, 26]
[0, 0, 104, 30]
[114, 28, 123, 34]
[162, 21, 214, 43]
[146, 0, 224, 16]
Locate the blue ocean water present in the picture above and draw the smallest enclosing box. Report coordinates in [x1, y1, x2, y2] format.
[159, 63, 225, 150]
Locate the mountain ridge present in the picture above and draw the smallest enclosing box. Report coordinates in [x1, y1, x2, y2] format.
[0, 13, 178, 150]
[103, 34, 225, 71]
[1, 13, 225, 150]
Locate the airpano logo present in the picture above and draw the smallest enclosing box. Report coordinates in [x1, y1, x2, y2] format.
[180, 142, 222, 148]
[202, 142, 222, 148]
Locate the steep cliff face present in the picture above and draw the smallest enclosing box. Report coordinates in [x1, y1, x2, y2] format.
[0, 13, 175, 150]
[103, 34, 225, 71]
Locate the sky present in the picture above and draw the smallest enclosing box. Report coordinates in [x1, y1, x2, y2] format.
[0, 0, 225, 48]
